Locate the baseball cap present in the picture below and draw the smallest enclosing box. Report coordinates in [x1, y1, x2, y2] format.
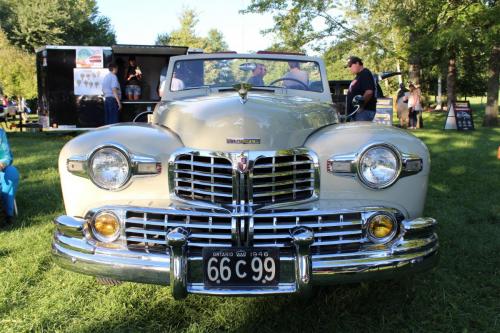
[346, 56, 362, 68]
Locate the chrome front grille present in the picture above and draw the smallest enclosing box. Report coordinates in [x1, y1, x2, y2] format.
[252, 154, 316, 205]
[125, 209, 233, 254]
[253, 211, 364, 254]
[124, 208, 366, 256]
[170, 149, 318, 207]
[173, 153, 233, 204]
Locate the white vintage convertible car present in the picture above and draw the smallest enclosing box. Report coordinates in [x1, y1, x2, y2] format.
[53, 53, 438, 299]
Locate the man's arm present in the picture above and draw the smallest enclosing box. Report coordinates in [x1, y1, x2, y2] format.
[362, 90, 374, 108]
[360, 70, 375, 108]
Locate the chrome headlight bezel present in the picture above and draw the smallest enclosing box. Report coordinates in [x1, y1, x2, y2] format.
[357, 144, 402, 189]
[67, 143, 162, 191]
[88, 144, 132, 191]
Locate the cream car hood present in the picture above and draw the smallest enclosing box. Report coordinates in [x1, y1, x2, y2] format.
[154, 92, 337, 151]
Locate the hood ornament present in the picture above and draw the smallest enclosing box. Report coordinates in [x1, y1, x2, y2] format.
[233, 83, 252, 104]
[236, 152, 249, 173]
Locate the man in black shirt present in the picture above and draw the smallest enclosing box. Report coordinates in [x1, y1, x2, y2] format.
[346, 56, 377, 121]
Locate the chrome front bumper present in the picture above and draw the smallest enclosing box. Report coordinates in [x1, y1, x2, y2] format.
[52, 213, 438, 299]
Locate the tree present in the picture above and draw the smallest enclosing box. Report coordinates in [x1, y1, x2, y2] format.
[243, 0, 499, 124]
[155, 33, 171, 46]
[156, 8, 228, 53]
[0, 30, 37, 99]
[203, 29, 228, 53]
[0, 0, 115, 52]
[161, 9, 205, 49]
[484, 45, 499, 126]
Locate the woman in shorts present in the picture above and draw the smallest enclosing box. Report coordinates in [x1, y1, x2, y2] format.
[124, 55, 142, 100]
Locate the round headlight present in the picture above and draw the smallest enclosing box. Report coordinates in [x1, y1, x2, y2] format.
[367, 213, 397, 243]
[92, 211, 121, 242]
[358, 145, 401, 189]
[89, 146, 131, 190]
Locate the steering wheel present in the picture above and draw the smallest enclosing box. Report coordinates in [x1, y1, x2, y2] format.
[269, 77, 309, 90]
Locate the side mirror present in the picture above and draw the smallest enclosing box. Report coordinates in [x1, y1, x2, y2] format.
[352, 95, 364, 106]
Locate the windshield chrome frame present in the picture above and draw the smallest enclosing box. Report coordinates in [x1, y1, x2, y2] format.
[162, 53, 332, 103]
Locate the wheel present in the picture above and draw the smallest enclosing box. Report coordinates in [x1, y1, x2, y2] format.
[268, 77, 309, 90]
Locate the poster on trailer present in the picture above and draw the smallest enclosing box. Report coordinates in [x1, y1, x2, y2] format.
[73, 68, 109, 95]
[75, 47, 104, 68]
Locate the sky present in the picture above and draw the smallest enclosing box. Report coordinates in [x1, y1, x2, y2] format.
[96, 0, 276, 53]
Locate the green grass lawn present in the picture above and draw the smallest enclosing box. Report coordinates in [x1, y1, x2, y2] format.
[0, 105, 499, 333]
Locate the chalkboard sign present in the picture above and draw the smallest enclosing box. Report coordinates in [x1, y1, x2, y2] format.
[455, 101, 474, 131]
[444, 101, 474, 131]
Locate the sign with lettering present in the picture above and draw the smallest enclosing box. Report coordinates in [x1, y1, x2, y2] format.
[374, 98, 393, 126]
[444, 101, 474, 131]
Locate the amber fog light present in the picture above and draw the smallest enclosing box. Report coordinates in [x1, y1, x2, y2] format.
[92, 211, 121, 242]
[367, 213, 397, 243]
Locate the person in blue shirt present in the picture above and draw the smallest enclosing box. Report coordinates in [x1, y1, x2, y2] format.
[102, 63, 122, 125]
[0, 129, 19, 224]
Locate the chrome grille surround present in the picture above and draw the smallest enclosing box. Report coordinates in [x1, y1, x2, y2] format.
[168, 148, 320, 208]
[120, 206, 402, 257]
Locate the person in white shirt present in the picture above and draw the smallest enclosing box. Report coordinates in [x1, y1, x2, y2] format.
[170, 71, 185, 91]
[283, 61, 309, 90]
[407, 83, 422, 129]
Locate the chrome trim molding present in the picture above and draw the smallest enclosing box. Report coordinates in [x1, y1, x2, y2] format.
[67, 143, 162, 190]
[226, 138, 261, 144]
[327, 142, 424, 189]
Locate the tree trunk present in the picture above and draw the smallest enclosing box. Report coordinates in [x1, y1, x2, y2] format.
[408, 32, 420, 85]
[436, 74, 442, 110]
[447, 54, 457, 110]
[483, 45, 499, 127]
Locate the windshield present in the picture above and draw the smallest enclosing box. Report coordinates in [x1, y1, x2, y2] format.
[170, 58, 323, 92]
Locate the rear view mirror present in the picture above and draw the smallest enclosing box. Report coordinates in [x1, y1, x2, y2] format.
[239, 62, 256, 72]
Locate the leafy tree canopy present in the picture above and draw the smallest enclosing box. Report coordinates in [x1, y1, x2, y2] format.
[243, 0, 499, 98]
[155, 8, 228, 52]
[0, 0, 116, 52]
[0, 30, 36, 99]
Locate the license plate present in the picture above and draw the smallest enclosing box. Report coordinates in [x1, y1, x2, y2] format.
[202, 247, 280, 287]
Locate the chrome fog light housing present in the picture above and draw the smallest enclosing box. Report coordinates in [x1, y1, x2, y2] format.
[91, 211, 121, 242]
[89, 146, 131, 190]
[367, 213, 397, 243]
[358, 144, 401, 189]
